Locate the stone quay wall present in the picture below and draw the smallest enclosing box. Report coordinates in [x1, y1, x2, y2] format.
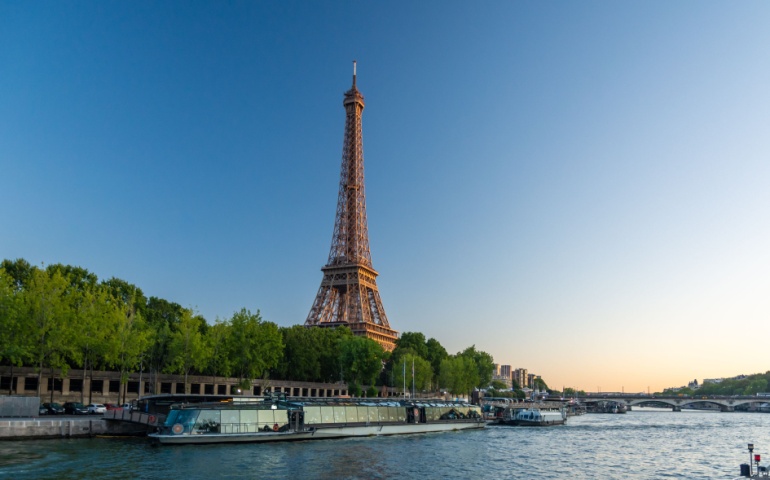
[0, 417, 146, 440]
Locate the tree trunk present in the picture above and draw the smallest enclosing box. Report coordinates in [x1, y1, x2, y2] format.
[118, 370, 123, 405]
[88, 364, 93, 404]
[36, 357, 43, 398]
[81, 357, 87, 404]
[49, 367, 55, 403]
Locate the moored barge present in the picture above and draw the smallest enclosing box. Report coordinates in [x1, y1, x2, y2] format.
[148, 395, 484, 444]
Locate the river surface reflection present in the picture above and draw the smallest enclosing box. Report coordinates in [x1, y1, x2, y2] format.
[1, 409, 767, 479]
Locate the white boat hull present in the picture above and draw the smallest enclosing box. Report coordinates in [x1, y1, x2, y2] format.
[149, 421, 484, 444]
[309, 420, 484, 439]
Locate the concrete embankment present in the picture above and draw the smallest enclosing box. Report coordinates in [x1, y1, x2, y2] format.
[0, 417, 148, 440]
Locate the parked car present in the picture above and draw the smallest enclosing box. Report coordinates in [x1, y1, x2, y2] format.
[86, 403, 106, 414]
[104, 403, 121, 411]
[42, 402, 65, 415]
[39, 405, 48, 415]
[63, 402, 88, 415]
[122, 403, 133, 411]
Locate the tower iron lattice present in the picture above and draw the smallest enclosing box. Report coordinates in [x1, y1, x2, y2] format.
[304, 63, 398, 351]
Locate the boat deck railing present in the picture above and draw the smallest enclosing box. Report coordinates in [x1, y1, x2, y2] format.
[190, 422, 290, 434]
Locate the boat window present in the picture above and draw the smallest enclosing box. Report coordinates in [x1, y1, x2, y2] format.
[347, 406, 358, 422]
[321, 406, 334, 424]
[396, 408, 406, 422]
[165, 410, 179, 426]
[274, 410, 288, 426]
[333, 406, 347, 423]
[221, 409, 240, 433]
[354, 407, 366, 423]
[367, 406, 379, 423]
[257, 410, 275, 429]
[195, 410, 221, 433]
[304, 406, 322, 424]
[240, 409, 258, 432]
[172, 409, 199, 433]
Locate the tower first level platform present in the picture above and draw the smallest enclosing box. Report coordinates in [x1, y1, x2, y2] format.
[306, 264, 397, 351]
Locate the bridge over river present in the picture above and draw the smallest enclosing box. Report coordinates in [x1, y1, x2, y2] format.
[575, 394, 770, 412]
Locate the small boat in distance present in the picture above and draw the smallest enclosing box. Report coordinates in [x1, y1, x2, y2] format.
[494, 402, 567, 427]
[148, 394, 484, 444]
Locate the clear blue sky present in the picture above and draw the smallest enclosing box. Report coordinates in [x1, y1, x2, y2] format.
[3, 1, 770, 392]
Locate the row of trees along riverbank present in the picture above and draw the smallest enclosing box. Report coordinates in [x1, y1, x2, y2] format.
[0, 258, 496, 402]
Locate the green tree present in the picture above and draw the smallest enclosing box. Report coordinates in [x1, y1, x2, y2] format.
[168, 309, 208, 393]
[42, 263, 109, 403]
[392, 352, 433, 395]
[439, 355, 478, 397]
[102, 277, 147, 319]
[533, 377, 549, 392]
[459, 345, 494, 389]
[204, 318, 232, 381]
[104, 291, 152, 404]
[276, 325, 321, 382]
[24, 268, 77, 399]
[46, 263, 98, 291]
[315, 326, 354, 383]
[144, 297, 184, 390]
[393, 332, 428, 358]
[71, 285, 113, 403]
[425, 337, 448, 386]
[339, 335, 385, 391]
[490, 380, 508, 390]
[0, 268, 30, 393]
[227, 309, 283, 386]
[745, 378, 768, 396]
[1, 258, 34, 290]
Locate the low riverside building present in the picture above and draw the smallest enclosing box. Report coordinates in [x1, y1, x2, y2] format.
[0, 366, 414, 405]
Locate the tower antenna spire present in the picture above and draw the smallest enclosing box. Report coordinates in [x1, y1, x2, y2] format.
[353, 60, 357, 87]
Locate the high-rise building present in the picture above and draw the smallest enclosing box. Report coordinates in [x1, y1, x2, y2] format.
[512, 368, 528, 389]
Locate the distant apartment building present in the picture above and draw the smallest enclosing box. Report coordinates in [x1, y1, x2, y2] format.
[491, 363, 512, 387]
[512, 368, 527, 389]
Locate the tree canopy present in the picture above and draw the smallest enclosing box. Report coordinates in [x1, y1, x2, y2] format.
[1, 257, 509, 397]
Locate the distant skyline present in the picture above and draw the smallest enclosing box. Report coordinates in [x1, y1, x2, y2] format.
[3, 2, 770, 393]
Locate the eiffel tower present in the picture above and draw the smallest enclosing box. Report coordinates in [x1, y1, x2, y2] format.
[305, 62, 398, 351]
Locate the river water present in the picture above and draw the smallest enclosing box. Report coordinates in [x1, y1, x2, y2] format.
[1, 409, 767, 479]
